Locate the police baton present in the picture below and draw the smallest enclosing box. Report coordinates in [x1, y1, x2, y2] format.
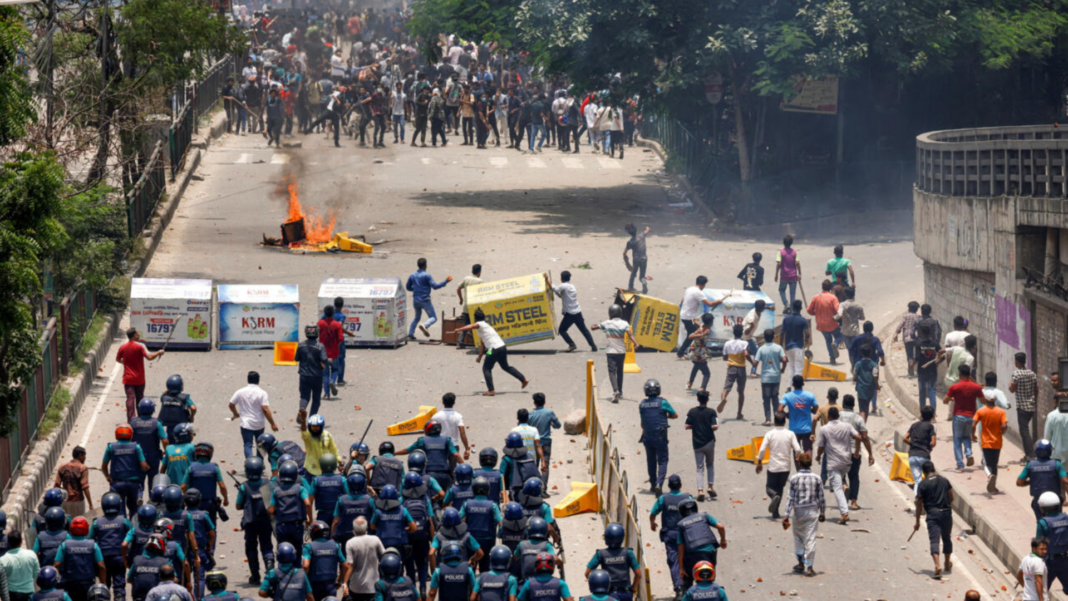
[557, 539, 567, 581]
[345, 420, 374, 474]
[150, 316, 185, 369]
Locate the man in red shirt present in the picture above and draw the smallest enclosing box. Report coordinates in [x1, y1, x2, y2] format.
[806, 280, 841, 365]
[317, 305, 352, 400]
[944, 364, 983, 472]
[115, 327, 164, 420]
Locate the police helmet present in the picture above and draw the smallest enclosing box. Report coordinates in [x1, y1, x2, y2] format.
[347, 473, 368, 495]
[184, 488, 202, 509]
[442, 543, 464, 564]
[407, 451, 427, 474]
[472, 476, 490, 497]
[454, 464, 474, 485]
[693, 561, 715, 582]
[304, 325, 319, 339]
[503, 502, 524, 521]
[145, 534, 167, 556]
[504, 433, 524, 450]
[442, 507, 461, 528]
[490, 545, 512, 571]
[479, 447, 498, 468]
[521, 477, 543, 498]
[172, 423, 192, 444]
[278, 454, 295, 466]
[534, 552, 555, 574]
[101, 492, 123, 516]
[155, 518, 175, 540]
[604, 522, 624, 548]
[379, 442, 395, 455]
[402, 472, 425, 496]
[608, 304, 623, 319]
[150, 485, 167, 505]
[165, 375, 184, 394]
[137, 398, 156, 417]
[424, 421, 442, 437]
[44, 488, 65, 507]
[379, 552, 403, 579]
[678, 498, 698, 517]
[206, 571, 227, 592]
[1037, 439, 1054, 460]
[351, 442, 371, 459]
[277, 542, 298, 564]
[588, 570, 611, 594]
[70, 516, 89, 537]
[643, 379, 661, 397]
[115, 424, 133, 441]
[86, 584, 111, 601]
[245, 456, 266, 480]
[320, 453, 338, 474]
[137, 504, 158, 528]
[310, 521, 330, 540]
[257, 433, 278, 454]
[44, 507, 67, 531]
[1040, 491, 1062, 509]
[376, 485, 401, 511]
[527, 517, 549, 541]
[163, 485, 184, 510]
[278, 461, 300, 485]
[37, 566, 59, 590]
[194, 442, 214, 460]
[668, 474, 682, 491]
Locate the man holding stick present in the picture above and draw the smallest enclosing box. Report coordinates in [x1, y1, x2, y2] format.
[116, 327, 165, 422]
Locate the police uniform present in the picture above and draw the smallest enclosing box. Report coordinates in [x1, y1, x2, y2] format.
[650, 490, 690, 591]
[498, 519, 527, 580]
[34, 529, 69, 568]
[432, 525, 481, 567]
[158, 391, 193, 441]
[473, 467, 504, 504]
[237, 477, 275, 582]
[445, 482, 474, 513]
[476, 569, 517, 601]
[271, 481, 308, 551]
[32, 588, 71, 601]
[55, 537, 103, 601]
[402, 494, 433, 595]
[127, 554, 170, 601]
[91, 514, 131, 601]
[1023, 458, 1067, 520]
[309, 472, 347, 526]
[331, 492, 372, 546]
[1040, 511, 1068, 592]
[260, 565, 312, 601]
[371, 504, 413, 551]
[586, 547, 638, 601]
[638, 397, 674, 490]
[105, 441, 147, 517]
[518, 575, 570, 601]
[431, 562, 475, 601]
[501, 453, 540, 499]
[369, 455, 405, 494]
[186, 460, 225, 526]
[374, 575, 419, 601]
[160, 507, 191, 556]
[131, 415, 167, 495]
[680, 582, 725, 601]
[412, 436, 457, 491]
[124, 524, 154, 565]
[676, 513, 719, 590]
[302, 539, 344, 601]
[513, 540, 554, 585]
[189, 508, 217, 597]
[461, 498, 501, 573]
[269, 442, 307, 474]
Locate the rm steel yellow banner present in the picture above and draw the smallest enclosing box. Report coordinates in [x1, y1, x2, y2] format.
[617, 290, 680, 352]
[467, 273, 556, 347]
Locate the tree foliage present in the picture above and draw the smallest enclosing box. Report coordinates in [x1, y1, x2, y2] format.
[0, 7, 35, 146]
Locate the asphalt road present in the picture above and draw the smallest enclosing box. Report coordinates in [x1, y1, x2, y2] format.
[53, 125, 1022, 600]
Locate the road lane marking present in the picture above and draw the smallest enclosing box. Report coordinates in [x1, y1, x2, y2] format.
[527, 158, 546, 168]
[80, 361, 122, 447]
[597, 158, 622, 170]
[421, 158, 432, 165]
[236, 153, 251, 164]
[270, 154, 289, 165]
[562, 157, 584, 169]
[489, 157, 508, 168]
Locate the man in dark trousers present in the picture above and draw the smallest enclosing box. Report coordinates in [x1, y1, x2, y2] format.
[623, 224, 650, 294]
[295, 325, 328, 422]
[304, 87, 345, 147]
[913, 461, 954, 579]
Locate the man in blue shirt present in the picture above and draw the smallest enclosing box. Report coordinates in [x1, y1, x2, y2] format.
[754, 329, 786, 427]
[779, 375, 819, 457]
[781, 299, 809, 385]
[406, 257, 452, 341]
[527, 394, 561, 489]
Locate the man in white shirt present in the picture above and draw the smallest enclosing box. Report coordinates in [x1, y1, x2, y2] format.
[341, 517, 385, 601]
[677, 276, 728, 359]
[584, 100, 599, 146]
[228, 371, 279, 458]
[592, 304, 640, 403]
[552, 270, 597, 353]
[330, 49, 346, 79]
[1017, 538, 1047, 601]
[431, 392, 470, 461]
[756, 413, 801, 518]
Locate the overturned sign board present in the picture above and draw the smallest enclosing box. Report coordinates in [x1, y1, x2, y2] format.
[614, 289, 680, 353]
[466, 273, 556, 347]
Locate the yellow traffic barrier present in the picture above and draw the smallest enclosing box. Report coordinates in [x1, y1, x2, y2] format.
[387, 406, 438, 436]
[331, 231, 373, 253]
[725, 437, 769, 463]
[553, 482, 598, 518]
[623, 338, 641, 374]
[273, 341, 299, 366]
[890, 451, 915, 483]
[803, 358, 848, 382]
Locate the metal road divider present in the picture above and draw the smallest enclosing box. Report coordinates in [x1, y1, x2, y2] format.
[585, 360, 654, 601]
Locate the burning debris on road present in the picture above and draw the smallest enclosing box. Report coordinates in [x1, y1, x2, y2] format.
[261, 174, 372, 253]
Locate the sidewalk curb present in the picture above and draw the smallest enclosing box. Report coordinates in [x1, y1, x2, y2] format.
[634, 137, 719, 226]
[879, 316, 1025, 580]
[1, 113, 223, 535]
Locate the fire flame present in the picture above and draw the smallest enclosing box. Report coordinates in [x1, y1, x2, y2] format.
[281, 175, 335, 245]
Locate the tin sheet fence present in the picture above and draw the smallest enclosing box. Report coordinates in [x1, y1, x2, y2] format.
[585, 360, 653, 601]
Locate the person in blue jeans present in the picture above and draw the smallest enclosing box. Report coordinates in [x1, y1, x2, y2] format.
[324, 297, 348, 386]
[912, 325, 941, 418]
[406, 257, 452, 341]
[944, 364, 982, 470]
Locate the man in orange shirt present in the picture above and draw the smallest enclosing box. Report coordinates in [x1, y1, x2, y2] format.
[806, 281, 841, 365]
[972, 391, 1009, 493]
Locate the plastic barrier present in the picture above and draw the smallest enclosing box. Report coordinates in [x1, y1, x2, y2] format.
[553, 482, 599, 518]
[387, 406, 437, 436]
[803, 358, 848, 382]
[623, 338, 641, 374]
[273, 342, 299, 366]
[890, 451, 915, 483]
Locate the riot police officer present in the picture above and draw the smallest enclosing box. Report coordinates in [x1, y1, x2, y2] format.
[55, 517, 107, 601]
[445, 465, 475, 512]
[583, 570, 613, 601]
[260, 543, 313, 601]
[462, 477, 501, 573]
[497, 503, 527, 581]
[183, 442, 229, 528]
[431, 508, 482, 569]
[474, 448, 504, 504]
[86, 585, 109, 601]
[102, 424, 150, 518]
[205, 571, 240, 601]
[34, 488, 68, 535]
[1018, 439, 1068, 520]
[236, 456, 275, 586]
[514, 519, 555, 586]
[401, 472, 435, 597]
[35, 507, 69, 568]
[584, 524, 640, 601]
[367, 442, 405, 494]
[131, 398, 168, 496]
[517, 553, 573, 601]
[404, 451, 446, 503]
[514, 479, 560, 545]
[160, 486, 192, 558]
[32, 567, 67, 601]
[127, 535, 170, 601]
[478, 546, 519, 601]
[152, 518, 192, 588]
[675, 499, 726, 590]
[396, 421, 463, 492]
[330, 473, 373, 546]
[92, 492, 131, 601]
[428, 543, 475, 601]
[649, 475, 691, 595]
[344, 443, 370, 478]
[679, 562, 724, 601]
[309, 454, 347, 526]
[1038, 491, 1068, 592]
[638, 380, 677, 497]
[186, 488, 217, 597]
[258, 434, 307, 478]
[123, 505, 157, 569]
[270, 461, 312, 550]
[302, 522, 343, 601]
[374, 550, 419, 601]
[159, 375, 196, 440]
[501, 434, 540, 501]
[161, 424, 196, 486]
[370, 485, 416, 556]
